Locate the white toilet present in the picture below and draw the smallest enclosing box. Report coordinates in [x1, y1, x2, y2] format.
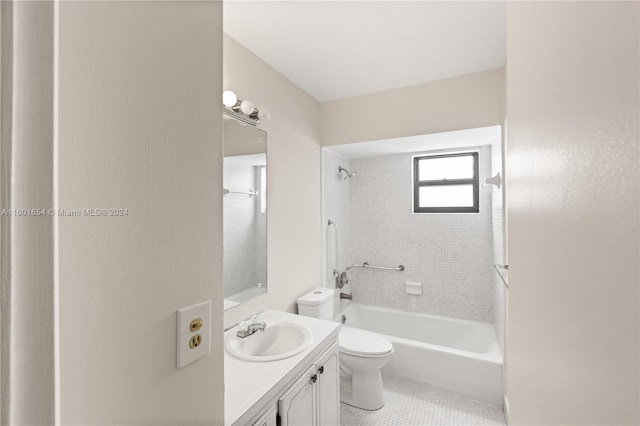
[297, 288, 394, 410]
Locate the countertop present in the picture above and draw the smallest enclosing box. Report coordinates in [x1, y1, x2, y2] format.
[224, 309, 341, 425]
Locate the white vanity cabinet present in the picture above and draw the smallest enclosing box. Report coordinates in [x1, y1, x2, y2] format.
[225, 310, 341, 426]
[316, 343, 339, 426]
[278, 365, 317, 425]
[278, 343, 339, 426]
[252, 405, 277, 426]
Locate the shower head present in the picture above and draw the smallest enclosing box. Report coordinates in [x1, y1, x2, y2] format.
[338, 166, 356, 180]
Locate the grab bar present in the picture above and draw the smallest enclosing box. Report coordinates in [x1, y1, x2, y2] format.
[327, 219, 340, 272]
[223, 188, 258, 197]
[347, 262, 405, 272]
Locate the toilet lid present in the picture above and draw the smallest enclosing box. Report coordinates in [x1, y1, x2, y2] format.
[339, 327, 393, 356]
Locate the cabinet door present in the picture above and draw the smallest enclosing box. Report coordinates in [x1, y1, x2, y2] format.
[278, 366, 317, 426]
[252, 405, 277, 426]
[317, 344, 340, 426]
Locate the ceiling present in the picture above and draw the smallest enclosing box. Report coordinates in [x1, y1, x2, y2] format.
[223, 1, 506, 102]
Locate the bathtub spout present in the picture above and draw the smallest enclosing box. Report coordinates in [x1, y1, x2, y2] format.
[340, 292, 353, 300]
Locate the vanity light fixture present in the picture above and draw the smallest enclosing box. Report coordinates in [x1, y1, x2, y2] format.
[239, 100, 255, 115]
[222, 90, 238, 107]
[222, 90, 270, 126]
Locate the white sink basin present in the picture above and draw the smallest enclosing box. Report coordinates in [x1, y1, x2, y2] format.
[226, 321, 313, 362]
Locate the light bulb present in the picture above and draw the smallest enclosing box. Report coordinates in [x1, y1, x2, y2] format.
[222, 90, 237, 107]
[240, 100, 255, 115]
[258, 109, 271, 121]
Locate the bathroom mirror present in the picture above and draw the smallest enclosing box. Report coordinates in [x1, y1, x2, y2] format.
[223, 116, 267, 310]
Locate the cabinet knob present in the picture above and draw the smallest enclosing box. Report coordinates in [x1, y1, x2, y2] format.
[309, 374, 317, 384]
[318, 366, 324, 375]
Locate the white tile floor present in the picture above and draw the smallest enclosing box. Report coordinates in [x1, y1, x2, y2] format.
[340, 377, 506, 426]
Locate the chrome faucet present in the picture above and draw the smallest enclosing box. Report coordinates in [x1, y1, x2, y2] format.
[340, 292, 353, 300]
[236, 315, 267, 338]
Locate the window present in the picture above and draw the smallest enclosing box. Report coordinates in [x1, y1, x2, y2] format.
[413, 152, 479, 213]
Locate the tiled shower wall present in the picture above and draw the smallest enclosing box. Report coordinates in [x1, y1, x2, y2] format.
[348, 146, 494, 323]
[223, 161, 266, 298]
[321, 149, 351, 292]
[255, 168, 267, 290]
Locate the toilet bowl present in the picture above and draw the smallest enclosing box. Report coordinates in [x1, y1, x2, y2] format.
[338, 326, 393, 410]
[297, 288, 394, 411]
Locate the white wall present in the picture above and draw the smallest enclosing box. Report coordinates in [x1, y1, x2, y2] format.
[0, 4, 7, 420]
[506, 2, 639, 424]
[1, 2, 56, 424]
[321, 67, 505, 146]
[57, 2, 224, 424]
[224, 34, 322, 313]
[348, 148, 495, 322]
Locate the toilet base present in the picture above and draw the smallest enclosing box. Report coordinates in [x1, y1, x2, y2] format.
[340, 399, 385, 411]
[340, 367, 386, 410]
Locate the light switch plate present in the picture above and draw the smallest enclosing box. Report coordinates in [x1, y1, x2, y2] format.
[177, 300, 211, 368]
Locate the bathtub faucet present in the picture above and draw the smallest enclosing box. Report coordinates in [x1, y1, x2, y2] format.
[340, 292, 353, 300]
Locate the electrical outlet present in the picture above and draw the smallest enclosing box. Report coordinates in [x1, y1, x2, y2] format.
[189, 334, 202, 348]
[177, 300, 211, 368]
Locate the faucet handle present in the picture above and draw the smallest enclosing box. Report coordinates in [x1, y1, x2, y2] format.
[249, 315, 259, 325]
[238, 321, 249, 332]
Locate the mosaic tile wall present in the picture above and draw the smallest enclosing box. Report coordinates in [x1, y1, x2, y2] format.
[321, 149, 352, 293]
[223, 161, 266, 298]
[348, 147, 494, 323]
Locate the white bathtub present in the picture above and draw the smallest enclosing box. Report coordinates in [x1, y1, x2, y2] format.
[338, 302, 503, 405]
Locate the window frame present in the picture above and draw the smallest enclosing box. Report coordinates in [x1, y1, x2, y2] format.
[413, 152, 479, 213]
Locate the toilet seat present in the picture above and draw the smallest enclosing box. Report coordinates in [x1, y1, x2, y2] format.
[339, 327, 393, 357]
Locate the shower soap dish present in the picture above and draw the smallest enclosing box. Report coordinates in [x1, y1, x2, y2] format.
[405, 281, 422, 295]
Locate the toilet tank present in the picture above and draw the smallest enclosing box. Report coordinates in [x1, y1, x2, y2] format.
[297, 288, 334, 320]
